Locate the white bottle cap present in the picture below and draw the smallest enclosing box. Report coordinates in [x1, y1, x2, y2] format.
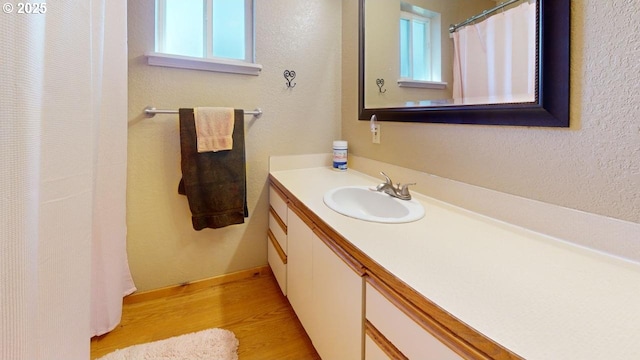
[333, 140, 348, 148]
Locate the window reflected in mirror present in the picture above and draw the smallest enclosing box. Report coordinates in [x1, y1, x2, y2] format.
[399, 3, 442, 84]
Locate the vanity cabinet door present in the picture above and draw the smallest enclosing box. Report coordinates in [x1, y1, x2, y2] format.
[286, 207, 315, 334]
[366, 281, 463, 360]
[287, 206, 364, 360]
[312, 232, 363, 360]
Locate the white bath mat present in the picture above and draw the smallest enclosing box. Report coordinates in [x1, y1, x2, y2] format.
[97, 328, 238, 360]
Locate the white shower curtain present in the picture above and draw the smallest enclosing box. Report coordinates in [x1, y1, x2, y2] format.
[1, 1, 134, 359]
[90, 0, 137, 337]
[452, 1, 536, 104]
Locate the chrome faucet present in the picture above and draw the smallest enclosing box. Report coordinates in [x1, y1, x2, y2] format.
[374, 172, 415, 200]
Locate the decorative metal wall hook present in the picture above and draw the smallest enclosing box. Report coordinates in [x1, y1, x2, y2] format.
[284, 70, 297, 88]
[376, 78, 386, 93]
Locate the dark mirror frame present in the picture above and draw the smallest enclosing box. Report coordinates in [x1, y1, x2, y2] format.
[358, 0, 570, 127]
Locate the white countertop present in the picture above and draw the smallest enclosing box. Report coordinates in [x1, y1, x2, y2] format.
[270, 165, 640, 360]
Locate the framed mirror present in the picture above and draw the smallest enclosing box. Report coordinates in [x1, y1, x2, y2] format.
[358, 0, 570, 127]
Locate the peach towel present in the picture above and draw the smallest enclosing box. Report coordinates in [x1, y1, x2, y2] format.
[194, 107, 235, 152]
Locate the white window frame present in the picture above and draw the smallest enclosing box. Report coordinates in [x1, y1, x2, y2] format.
[148, 0, 262, 76]
[398, 7, 446, 89]
[400, 12, 431, 80]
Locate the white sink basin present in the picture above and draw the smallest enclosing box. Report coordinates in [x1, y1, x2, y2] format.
[323, 186, 425, 223]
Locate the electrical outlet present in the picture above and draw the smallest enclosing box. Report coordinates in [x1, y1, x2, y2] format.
[372, 124, 381, 144]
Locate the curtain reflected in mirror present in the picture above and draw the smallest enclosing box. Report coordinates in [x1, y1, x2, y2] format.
[452, 1, 536, 105]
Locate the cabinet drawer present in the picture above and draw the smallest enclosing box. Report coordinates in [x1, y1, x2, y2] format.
[269, 186, 288, 224]
[366, 333, 399, 360]
[269, 212, 287, 254]
[267, 235, 287, 296]
[366, 281, 463, 360]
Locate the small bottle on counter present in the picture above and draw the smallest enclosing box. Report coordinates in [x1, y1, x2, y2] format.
[332, 140, 348, 171]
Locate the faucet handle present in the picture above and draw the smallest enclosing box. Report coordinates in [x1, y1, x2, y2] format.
[379, 172, 393, 185]
[398, 183, 416, 196]
[375, 172, 394, 192]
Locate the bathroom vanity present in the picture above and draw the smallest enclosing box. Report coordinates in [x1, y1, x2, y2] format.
[267, 154, 640, 360]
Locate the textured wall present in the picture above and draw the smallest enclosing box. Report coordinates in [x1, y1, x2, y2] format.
[343, 0, 640, 224]
[127, 0, 342, 291]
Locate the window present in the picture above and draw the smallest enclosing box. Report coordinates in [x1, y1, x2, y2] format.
[398, 4, 444, 88]
[148, 0, 261, 75]
[400, 13, 431, 81]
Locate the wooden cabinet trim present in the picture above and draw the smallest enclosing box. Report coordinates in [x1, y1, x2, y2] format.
[366, 274, 500, 360]
[269, 206, 287, 234]
[269, 174, 522, 360]
[288, 201, 315, 230]
[268, 229, 287, 265]
[313, 227, 366, 277]
[365, 319, 409, 360]
[270, 176, 296, 208]
[270, 182, 290, 206]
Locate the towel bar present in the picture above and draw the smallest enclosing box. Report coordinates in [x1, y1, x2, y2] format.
[144, 106, 262, 118]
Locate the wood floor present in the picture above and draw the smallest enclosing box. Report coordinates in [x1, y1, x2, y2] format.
[90, 267, 320, 360]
